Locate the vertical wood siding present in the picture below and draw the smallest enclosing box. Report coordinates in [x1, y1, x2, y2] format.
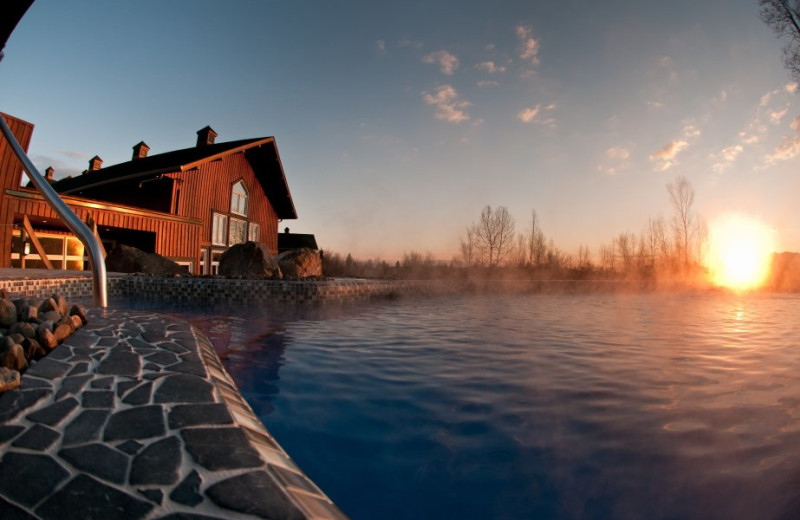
[168, 152, 280, 254]
[0, 114, 34, 267]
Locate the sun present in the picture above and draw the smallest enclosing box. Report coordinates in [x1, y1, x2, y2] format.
[708, 213, 775, 291]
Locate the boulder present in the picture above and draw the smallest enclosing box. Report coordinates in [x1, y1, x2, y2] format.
[9, 322, 36, 339]
[37, 322, 58, 351]
[106, 244, 189, 276]
[275, 248, 323, 279]
[23, 337, 46, 361]
[69, 304, 87, 325]
[0, 298, 16, 327]
[0, 344, 27, 371]
[0, 367, 20, 393]
[219, 242, 281, 279]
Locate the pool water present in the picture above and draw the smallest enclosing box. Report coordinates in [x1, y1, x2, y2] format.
[196, 292, 800, 520]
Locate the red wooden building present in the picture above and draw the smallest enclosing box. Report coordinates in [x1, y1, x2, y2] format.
[0, 113, 297, 274]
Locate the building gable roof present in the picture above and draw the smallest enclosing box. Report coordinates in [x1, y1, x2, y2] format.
[52, 137, 297, 219]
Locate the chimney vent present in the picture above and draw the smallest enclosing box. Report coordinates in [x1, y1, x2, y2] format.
[284, 227, 290, 234]
[196, 126, 217, 147]
[45, 166, 54, 181]
[88, 155, 103, 172]
[132, 141, 150, 160]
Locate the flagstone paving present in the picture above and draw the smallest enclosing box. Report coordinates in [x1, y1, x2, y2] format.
[0, 308, 347, 520]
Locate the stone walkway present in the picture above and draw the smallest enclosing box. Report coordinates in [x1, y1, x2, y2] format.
[0, 308, 347, 520]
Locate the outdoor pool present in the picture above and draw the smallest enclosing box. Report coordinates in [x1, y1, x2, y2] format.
[171, 291, 800, 520]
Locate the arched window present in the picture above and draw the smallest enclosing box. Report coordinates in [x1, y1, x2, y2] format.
[230, 181, 248, 216]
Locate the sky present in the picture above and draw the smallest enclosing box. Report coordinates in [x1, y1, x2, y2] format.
[1, 0, 799, 262]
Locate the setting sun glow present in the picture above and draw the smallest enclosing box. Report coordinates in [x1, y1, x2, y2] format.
[708, 214, 775, 291]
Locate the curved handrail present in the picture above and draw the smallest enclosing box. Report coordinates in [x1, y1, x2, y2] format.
[0, 115, 107, 307]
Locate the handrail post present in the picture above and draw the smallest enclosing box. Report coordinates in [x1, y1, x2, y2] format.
[0, 115, 108, 307]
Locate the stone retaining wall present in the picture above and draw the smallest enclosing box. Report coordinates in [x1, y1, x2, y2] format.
[0, 273, 640, 304]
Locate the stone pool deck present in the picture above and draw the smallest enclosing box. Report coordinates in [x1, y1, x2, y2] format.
[0, 308, 347, 520]
[0, 270, 354, 520]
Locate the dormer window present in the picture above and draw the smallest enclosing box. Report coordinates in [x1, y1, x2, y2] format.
[230, 180, 248, 216]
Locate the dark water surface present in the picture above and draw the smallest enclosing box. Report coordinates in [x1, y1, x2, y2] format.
[164, 292, 800, 520]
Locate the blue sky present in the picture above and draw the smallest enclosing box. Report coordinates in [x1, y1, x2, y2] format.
[1, 0, 799, 261]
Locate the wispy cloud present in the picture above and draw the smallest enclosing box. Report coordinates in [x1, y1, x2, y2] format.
[398, 38, 423, 49]
[422, 50, 459, 75]
[767, 135, 800, 163]
[375, 40, 386, 53]
[770, 107, 789, 124]
[422, 85, 470, 123]
[787, 82, 798, 93]
[517, 103, 556, 125]
[711, 144, 744, 173]
[476, 80, 499, 88]
[516, 25, 540, 72]
[598, 146, 631, 176]
[649, 140, 689, 171]
[681, 124, 700, 139]
[517, 106, 540, 123]
[760, 89, 779, 107]
[739, 132, 760, 144]
[475, 61, 506, 74]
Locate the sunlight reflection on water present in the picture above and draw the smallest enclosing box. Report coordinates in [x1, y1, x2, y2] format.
[179, 292, 800, 520]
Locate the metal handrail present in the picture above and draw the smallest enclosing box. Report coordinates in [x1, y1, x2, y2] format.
[0, 115, 108, 307]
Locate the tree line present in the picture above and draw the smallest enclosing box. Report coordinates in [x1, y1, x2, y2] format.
[323, 176, 709, 282]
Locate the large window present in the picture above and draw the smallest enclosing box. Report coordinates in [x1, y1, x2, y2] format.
[230, 181, 248, 216]
[248, 222, 260, 242]
[10, 230, 85, 270]
[229, 218, 247, 246]
[212, 213, 227, 246]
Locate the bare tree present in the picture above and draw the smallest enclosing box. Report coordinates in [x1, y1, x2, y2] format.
[667, 176, 696, 267]
[527, 210, 547, 266]
[459, 225, 479, 266]
[600, 243, 616, 272]
[514, 233, 528, 267]
[760, 0, 800, 81]
[616, 232, 636, 272]
[474, 205, 516, 268]
[576, 244, 592, 270]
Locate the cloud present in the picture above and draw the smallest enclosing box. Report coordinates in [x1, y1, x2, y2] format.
[398, 38, 423, 49]
[475, 61, 506, 74]
[760, 89, 779, 107]
[770, 107, 789, 124]
[792, 116, 800, 131]
[422, 85, 470, 123]
[711, 144, 744, 173]
[375, 40, 386, 53]
[517, 103, 556, 125]
[422, 50, 459, 75]
[598, 146, 631, 176]
[739, 132, 760, 144]
[767, 135, 800, 163]
[605, 146, 630, 160]
[649, 140, 689, 171]
[476, 80, 499, 88]
[517, 105, 540, 123]
[787, 82, 798, 93]
[721, 144, 744, 162]
[681, 124, 701, 139]
[31, 153, 85, 179]
[516, 25, 540, 66]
